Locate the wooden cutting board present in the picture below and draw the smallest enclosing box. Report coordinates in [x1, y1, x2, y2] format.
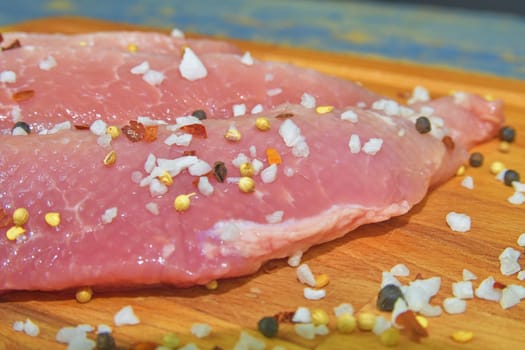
[1, 17, 524, 350]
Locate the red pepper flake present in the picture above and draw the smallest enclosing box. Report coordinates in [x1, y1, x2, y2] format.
[74, 124, 90, 130]
[442, 135, 455, 150]
[275, 112, 294, 119]
[12, 90, 35, 102]
[2, 39, 21, 51]
[183, 150, 197, 156]
[0, 209, 13, 228]
[121, 121, 145, 142]
[143, 125, 158, 142]
[129, 342, 158, 350]
[493, 281, 507, 289]
[414, 273, 424, 280]
[396, 310, 428, 342]
[180, 124, 207, 138]
[274, 311, 295, 324]
[0, 33, 3, 44]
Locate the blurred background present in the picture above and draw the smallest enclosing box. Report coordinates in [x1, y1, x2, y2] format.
[1, 0, 524, 79]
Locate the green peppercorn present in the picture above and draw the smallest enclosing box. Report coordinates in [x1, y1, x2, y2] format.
[376, 284, 404, 311]
[503, 169, 520, 186]
[12, 121, 31, 135]
[499, 126, 516, 143]
[257, 316, 279, 338]
[191, 109, 207, 120]
[469, 152, 484, 167]
[96, 332, 116, 350]
[415, 116, 431, 134]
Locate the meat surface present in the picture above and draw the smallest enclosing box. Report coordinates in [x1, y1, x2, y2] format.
[0, 32, 504, 292]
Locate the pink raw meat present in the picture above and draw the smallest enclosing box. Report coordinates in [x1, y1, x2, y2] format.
[0, 32, 379, 133]
[0, 32, 504, 292]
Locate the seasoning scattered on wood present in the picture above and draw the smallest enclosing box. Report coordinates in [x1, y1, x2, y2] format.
[468, 152, 484, 167]
[213, 161, 227, 182]
[75, 286, 93, 303]
[377, 284, 404, 311]
[395, 310, 429, 341]
[96, 332, 117, 350]
[503, 169, 520, 186]
[499, 126, 516, 143]
[415, 116, 432, 134]
[257, 316, 279, 338]
[121, 120, 146, 142]
[274, 311, 295, 324]
[12, 90, 35, 102]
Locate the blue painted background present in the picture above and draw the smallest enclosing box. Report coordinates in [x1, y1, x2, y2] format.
[1, 0, 524, 80]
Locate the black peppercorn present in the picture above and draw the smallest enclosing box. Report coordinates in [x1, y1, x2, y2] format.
[377, 284, 404, 311]
[499, 126, 516, 143]
[503, 169, 520, 186]
[469, 152, 484, 167]
[415, 116, 432, 134]
[191, 109, 207, 120]
[12, 121, 31, 134]
[257, 316, 279, 338]
[96, 332, 116, 350]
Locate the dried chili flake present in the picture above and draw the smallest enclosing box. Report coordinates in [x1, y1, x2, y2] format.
[212, 161, 227, 183]
[121, 120, 145, 142]
[183, 150, 197, 156]
[0, 208, 13, 228]
[129, 342, 158, 350]
[274, 311, 295, 324]
[180, 124, 207, 138]
[442, 135, 455, 150]
[0, 33, 3, 44]
[414, 273, 424, 280]
[2, 39, 21, 51]
[396, 310, 428, 342]
[493, 281, 507, 289]
[275, 112, 294, 119]
[74, 124, 90, 130]
[12, 90, 35, 102]
[143, 125, 158, 142]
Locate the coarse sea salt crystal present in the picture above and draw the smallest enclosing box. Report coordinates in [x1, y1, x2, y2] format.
[475, 276, 502, 301]
[408, 86, 430, 104]
[97, 324, 112, 334]
[372, 316, 391, 335]
[188, 160, 212, 176]
[348, 134, 361, 154]
[390, 263, 410, 277]
[249, 145, 257, 158]
[419, 303, 442, 317]
[234, 331, 265, 350]
[446, 212, 471, 232]
[500, 287, 521, 309]
[304, 287, 326, 300]
[462, 269, 477, 281]
[315, 324, 329, 336]
[362, 138, 383, 155]
[391, 298, 409, 326]
[508, 192, 525, 205]
[101, 207, 118, 224]
[241, 51, 254, 65]
[114, 305, 140, 326]
[143, 69, 165, 86]
[252, 159, 264, 175]
[296, 264, 316, 287]
[251, 104, 263, 114]
[261, 164, 278, 183]
[149, 178, 168, 197]
[145, 202, 159, 215]
[452, 281, 474, 299]
[284, 166, 294, 177]
[12, 126, 28, 136]
[130, 61, 150, 75]
[292, 307, 311, 323]
[333, 303, 354, 317]
[233, 103, 246, 117]
[518, 271, 525, 281]
[164, 133, 192, 146]
[341, 109, 358, 123]
[266, 87, 282, 96]
[443, 297, 466, 314]
[137, 116, 168, 126]
[512, 181, 525, 192]
[90, 119, 107, 136]
[461, 176, 474, 189]
[39, 55, 57, 70]
[0, 70, 16, 83]
[68, 334, 96, 350]
[170, 27, 185, 38]
[517, 233, 525, 247]
[179, 344, 199, 350]
[179, 47, 207, 81]
[499, 247, 521, 275]
[381, 271, 402, 288]
[300, 92, 316, 109]
[48, 121, 72, 135]
[265, 210, 284, 224]
[295, 323, 316, 340]
[198, 176, 214, 196]
[97, 134, 112, 147]
[288, 251, 303, 267]
[144, 153, 156, 173]
[232, 153, 250, 167]
[191, 323, 212, 338]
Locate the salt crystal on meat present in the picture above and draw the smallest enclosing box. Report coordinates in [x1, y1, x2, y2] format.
[179, 47, 207, 81]
[39, 55, 57, 71]
[0, 70, 16, 83]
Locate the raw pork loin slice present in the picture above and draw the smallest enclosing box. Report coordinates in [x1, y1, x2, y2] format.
[0, 32, 503, 292]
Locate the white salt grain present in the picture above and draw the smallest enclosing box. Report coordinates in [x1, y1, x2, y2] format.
[443, 297, 466, 314]
[452, 281, 474, 299]
[232, 153, 250, 167]
[390, 263, 410, 277]
[333, 303, 354, 317]
[0, 70, 16, 83]
[130, 61, 150, 75]
[251, 104, 263, 114]
[362, 138, 383, 155]
[475, 276, 502, 301]
[234, 331, 265, 350]
[266, 87, 282, 96]
[288, 251, 303, 267]
[89, 119, 107, 136]
[241, 51, 254, 65]
[517, 271, 525, 281]
[96, 134, 112, 147]
[300, 92, 316, 109]
[461, 176, 474, 190]
[191, 323, 212, 338]
[517, 233, 525, 246]
[348, 134, 361, 154]
[462, 268, 477, 281]
[143, 69, 165, 86]
[512, 181, 525, 192]
[500, 287, 521, 309]
[261, 164, 278, 183]
[39, 55, 57, 70]
[446, 212, 471, 232]
[304, 287, 326, 300]
[198, 176, 214, 196]
[97, 324, 112, 334]
[391, 298, 409, 326]
[179, 47, 207, 81]
[252, 159, 264, 175]
[341, 110, 358, 123]
[508, 192, 525, 205]
[188, 160, 212, 176]
[419, 303, 442, 317]
[101, 207, 118, 224]
[381, 271, 402, 288]
[114, 305, 140, 326]
[296, 264, 316, 287]
[149, 178, 168, 197]
[68, 334, 96, 350]
[265, 210, 284, 224]
[315, 324, 330, 336]
[170, 28, 185, 38]
[292, 307, 311, 323]
[145, 202, 159, 215]
[23, 319, 40, 337]
[179, 344, 199, 350]
[372, 316, 391, 335]
[144, 153, 156, 173]
[295, 323, 316, 340]
[13, 320, 24, 332]
[164, 133, 193, 146]
[408, 86, 430, 104]
[499, 247, 521, 276]
[233, 103, 246, 117]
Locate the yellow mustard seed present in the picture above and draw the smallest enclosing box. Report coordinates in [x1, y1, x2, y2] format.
[79, 41, 87, 47]
[499, 141, 510, 153]
[159, 171, 173, 186]
[239, 162, 254, 177]
[490, 161, 505, 175]
[357, 312, 376, 331]
[380, 327, 401, 347]
[311, 309, 330, 326]
[205, 280, 218, 290]
[336, 313, 357, 334]
[174, 193, 196, 212]
[456, 164, 467, 176]
[106, 126, 121, 139]
[315, 105, 334, 114]
[415, 315, 428, 329]
[127, 43, 138, 53]
[45, 212, 61, 227]
[12, 208, 29, 226]
[225, 126, 242, 141]
[255, 117, 271, 131]
[315, 274, 330, 288]
[451, 330, 474, 343]
[238, 177, 255, 193]
[103, 150, 117, 166]
[75, 286, 93, 303]
[6, 226, 26, 241]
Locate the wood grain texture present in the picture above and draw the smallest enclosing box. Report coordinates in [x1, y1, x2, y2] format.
[1, 17, 524, 350]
